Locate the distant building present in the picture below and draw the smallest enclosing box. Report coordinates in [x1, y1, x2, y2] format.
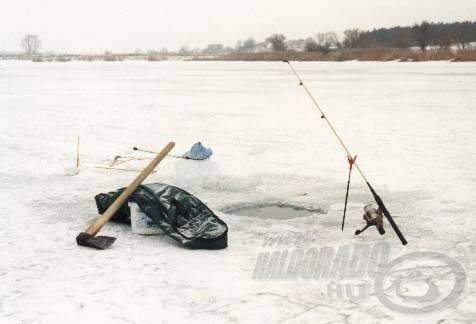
[252, 39, 308, 52]
[250, 42, 266, 52]
[203, 44, 225, 54]
[285, 39, 308, 52]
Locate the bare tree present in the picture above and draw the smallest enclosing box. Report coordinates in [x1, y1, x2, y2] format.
[326, 31, 341, 49]
[319, 34, 333, 52]
[266, 34, 287, 51]
[204, 44, 224, 54]
[305, 38, 320, 52]
[178, 45, 190, 55]
[236, 38, 256, 52]
[21, 34, 41, 55]
[243, 38, 256, 51]
[412, 21, 433, 51]
[305, 35, 329, 54]
[315, 32, 341, 54]
[342, 29, 361, 48]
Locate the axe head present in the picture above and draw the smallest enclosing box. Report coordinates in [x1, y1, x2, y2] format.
[76, 232, 116, 250]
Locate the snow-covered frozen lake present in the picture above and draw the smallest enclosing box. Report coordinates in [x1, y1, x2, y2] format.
[1, 60, 475, 323]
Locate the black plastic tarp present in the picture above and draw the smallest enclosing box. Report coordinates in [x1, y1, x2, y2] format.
[95, 183, 228, 249]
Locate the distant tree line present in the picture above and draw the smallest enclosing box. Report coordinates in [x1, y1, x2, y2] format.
[347, 21, 476, 51]
[18, 20, 475, 57]
[237, 20, 476, 55]
[217, 20, 475, 56]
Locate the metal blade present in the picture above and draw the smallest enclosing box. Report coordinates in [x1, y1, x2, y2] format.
[76, 232, 116, 250]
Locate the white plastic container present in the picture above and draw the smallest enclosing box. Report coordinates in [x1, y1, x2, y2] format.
[128, 201, 163, 235]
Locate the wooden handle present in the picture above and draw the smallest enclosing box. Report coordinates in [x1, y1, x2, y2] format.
[85, 142, 175, 236]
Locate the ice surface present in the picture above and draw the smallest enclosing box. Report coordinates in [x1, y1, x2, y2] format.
[223, 203, 325, 219]
[1, 60, 475, 323]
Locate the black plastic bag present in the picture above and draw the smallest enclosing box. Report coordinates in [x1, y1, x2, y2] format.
[95, 183, 228, 249]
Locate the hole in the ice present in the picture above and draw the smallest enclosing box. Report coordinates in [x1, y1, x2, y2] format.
[222, 203, 325, 220]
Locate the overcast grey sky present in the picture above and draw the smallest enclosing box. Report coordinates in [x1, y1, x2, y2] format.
[1, 0, 475, 53]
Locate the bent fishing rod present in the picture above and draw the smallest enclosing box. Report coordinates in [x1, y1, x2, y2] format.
[283, 60, 407, 245]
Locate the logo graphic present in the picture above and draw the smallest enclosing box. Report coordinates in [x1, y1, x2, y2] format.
[253, 232, 467, 315]
[374, 252, 467, 314]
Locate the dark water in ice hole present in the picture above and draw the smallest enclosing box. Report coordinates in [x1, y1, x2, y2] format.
[222, 203, 325, 220]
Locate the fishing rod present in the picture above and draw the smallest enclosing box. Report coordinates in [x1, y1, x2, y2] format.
[283, 60, 407, 245]
[133, 142, 213, 161]
[133, 147, 185, 159]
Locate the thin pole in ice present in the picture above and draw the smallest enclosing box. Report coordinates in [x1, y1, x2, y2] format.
[76, 136, 80, 168]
